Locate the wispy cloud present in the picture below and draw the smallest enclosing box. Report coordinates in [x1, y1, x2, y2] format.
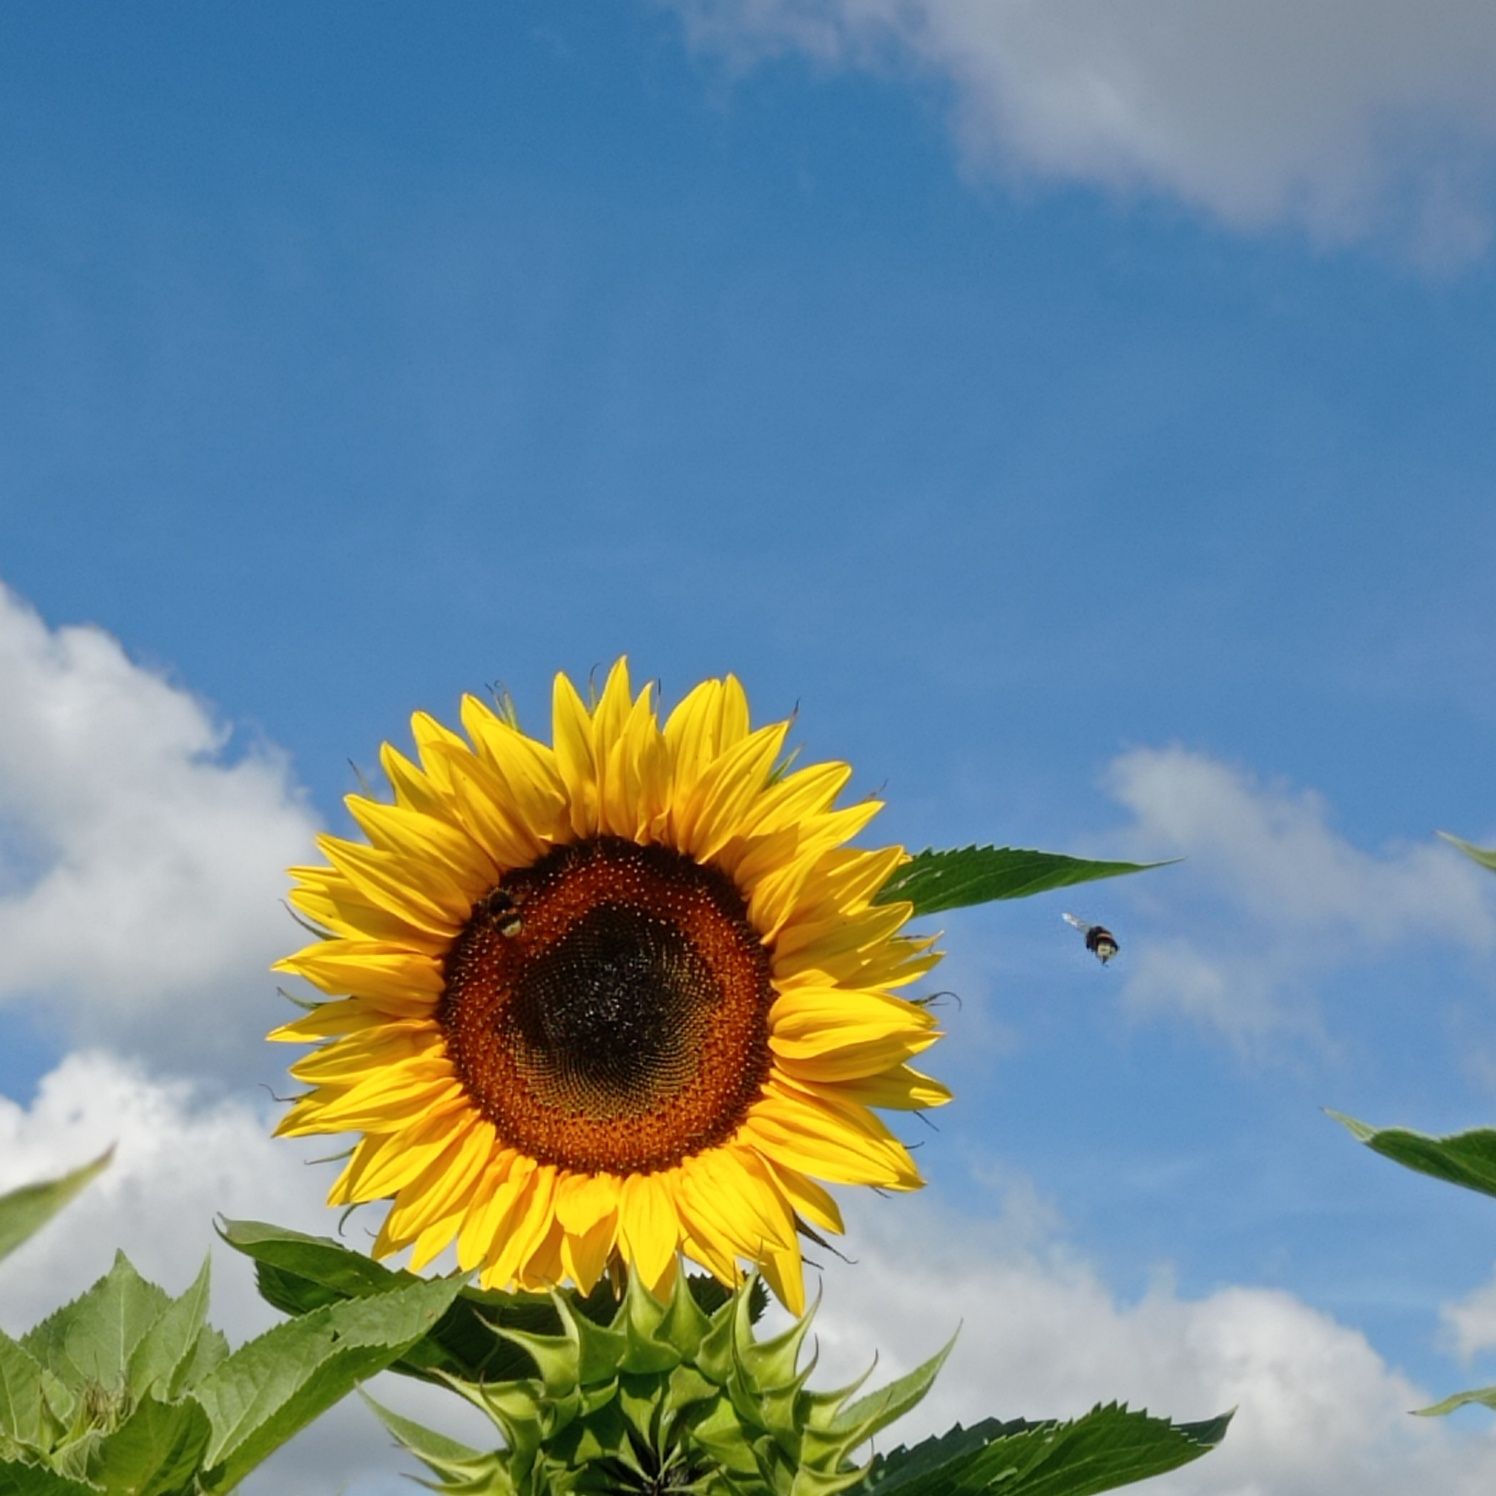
[1097, 746, 1496, 1048]
[667, 0, 1496, 264]
[1442, 1270, 1496, 1365]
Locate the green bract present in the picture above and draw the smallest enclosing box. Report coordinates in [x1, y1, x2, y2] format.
[372, 1270, 949, 1496]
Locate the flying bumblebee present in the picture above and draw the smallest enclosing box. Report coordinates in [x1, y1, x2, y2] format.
[1062, 912, 1118, 965]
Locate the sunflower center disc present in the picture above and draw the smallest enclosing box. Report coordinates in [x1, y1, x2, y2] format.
[439, 837, 774, 1174]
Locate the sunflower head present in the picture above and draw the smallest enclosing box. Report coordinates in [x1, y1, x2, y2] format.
[271, 661, 947, 1312]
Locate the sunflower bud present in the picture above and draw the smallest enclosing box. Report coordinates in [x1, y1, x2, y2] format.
[374, 1270, 949, 1496]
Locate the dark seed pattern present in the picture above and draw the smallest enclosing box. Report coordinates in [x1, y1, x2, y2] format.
[439, 838, 774, 1173]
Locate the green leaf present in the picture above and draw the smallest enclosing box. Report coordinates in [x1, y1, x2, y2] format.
[0, 1334, 49, 1451]
[858, 1404, 1231, 1495]
[0, 1457, 102, 1495]
[216, 1220, 403, 1305]
[0, 1153, 111, 1266]
[20, 1255, 169, 1394]
[1415, 1385, 1496, 1417]
[874, 848, 1174, 916]
[193, 1272, 464, 1492]
[1328, 1112, 1496, 1202]
[38, 1369, 75, 1431]
[125, 1258, 216, 1403]
[859, 1419, 1023, 1491]
[1438, 831, 1496, 871]
[84, 1395, 211, 1496]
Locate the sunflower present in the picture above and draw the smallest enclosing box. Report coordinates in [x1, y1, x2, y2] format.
[270, 661, 947, 1312]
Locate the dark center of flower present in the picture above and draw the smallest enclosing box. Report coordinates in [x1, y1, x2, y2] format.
[439, 837, 774, 1174]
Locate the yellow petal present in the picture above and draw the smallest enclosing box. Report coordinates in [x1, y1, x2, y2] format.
[773, 1034, 938, 1082]
[268, 999, 389, 1043]
[744, 1085, 921, 1189]
[554, 1172, 622, 1234]
[770, 985, 934, 1046]
[428, 740, 551, 868]
[459, 696, 570, 835]
[558, 1187, 620, 1295]
[289, 1026, 442, 1084]
[815, 1063, 953, 1112]
[757, 1238, 806, 1317]
[551, 672, 598, 838]
[385, 1121, 496, 1241]
[315, 836, 468, 934]
[762, 1158, 844, 1236]
[287, 875, 448, 953]
[408, 1210, 464, 1272]
[277, 1070, 461, 1136]
[483, 1164, 559, 1287]
[331, 1099, 478, 1202]
[618, 1172, 679, 1293]
[274, 942, 444, 1004]
[456, 1154, 533, 1270]
[739, 761, 852, 836]
[685, 722, 791, 862]
[345, 795, 497, 890]
[590, 658, 635, 765]
[380, 743, 461, 825]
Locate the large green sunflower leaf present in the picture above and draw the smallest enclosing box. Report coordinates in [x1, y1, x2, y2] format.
[83, 1394, 212, 1496]
[874, 848, 1174, 916]
[0, 1153, 111, 1266]
[20, 1254, 169, 1394]
[0, 1457, 102, 1495]
[1329, 1112, 1496, 1201]
[857, 1403, 1231, 1494]
[193, 1272, 463, 1493]
[857, 1419, 1023, 1490]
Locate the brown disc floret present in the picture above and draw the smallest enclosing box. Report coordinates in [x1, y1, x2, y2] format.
[439, 837, 774, 1174]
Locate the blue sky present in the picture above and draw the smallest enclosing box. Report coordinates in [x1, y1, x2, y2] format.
[5, 5, 1496, 1491]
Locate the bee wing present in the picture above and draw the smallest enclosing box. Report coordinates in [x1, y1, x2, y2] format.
[1061, 912, 1091, 933]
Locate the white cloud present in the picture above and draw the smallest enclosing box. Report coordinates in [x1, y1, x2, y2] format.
[1106, 748, 1494, 943]
[1096, 746, 1496, 1046]
[803, 1194, 1496, 1496]
[1442, 1270, 1496, 1365]
[667, 0, 1496, 263]
[0, 584, 318, 1074]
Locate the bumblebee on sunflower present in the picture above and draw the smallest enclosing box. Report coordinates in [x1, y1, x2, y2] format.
[271, 660, 946, 1312]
